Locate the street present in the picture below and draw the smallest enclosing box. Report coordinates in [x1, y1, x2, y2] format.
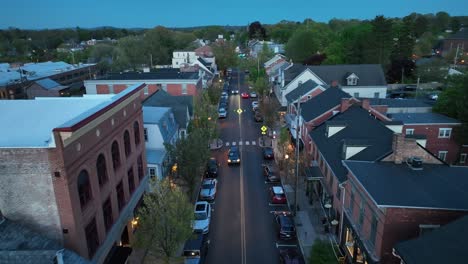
[205, 70, 291, 264]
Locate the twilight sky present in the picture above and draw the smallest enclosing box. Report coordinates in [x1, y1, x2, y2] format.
[2, 0, 467, 29]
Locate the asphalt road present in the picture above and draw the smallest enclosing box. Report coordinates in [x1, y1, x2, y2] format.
[205, 71, 289, 264]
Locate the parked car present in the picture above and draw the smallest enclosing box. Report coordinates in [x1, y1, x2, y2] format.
[263, 164, 280, 182]
[205, 157, 219, 178]
[279, 247, 304, 264]
[219, 100, 228, 109]
[270, 186, 287, 205]
[250, 91, 258, 98]
[228, 146, 240, 165]
[263, 147, 274, 159]
[221, 91, 229, 100]
[251, 101, 259, 111]
[193, 201, 211, 234]
[254, 111, 263, 122]
[199, 179, 218, 202]
[274, 211, 296, 240]
[183, 234, 210, 264]
[218, 108, 227, 119]
[241, 92, 250, 99]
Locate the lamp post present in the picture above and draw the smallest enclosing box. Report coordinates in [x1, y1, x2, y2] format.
[284, 154, 289, 183]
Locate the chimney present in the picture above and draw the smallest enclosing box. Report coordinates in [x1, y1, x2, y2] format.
[361, 98, 370, 110]
[340, 98, 352, 112]
[331, 80, 339, 88]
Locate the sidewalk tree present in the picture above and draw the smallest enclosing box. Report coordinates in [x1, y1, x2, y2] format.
[134, 178, 194, 263]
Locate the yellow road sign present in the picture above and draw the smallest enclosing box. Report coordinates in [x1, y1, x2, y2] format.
[237, 108, 243, 114]
[261, 125, 268, 132]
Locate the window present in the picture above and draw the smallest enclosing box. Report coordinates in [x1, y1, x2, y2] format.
[137, 155, 144, 180]
[182, 84, 187, 95]
[133, 121, 141, 146]
[144, 86, 149, 95]
[144, 128, 148, 141]
[374, 92, 379, 98]
[96, 154, 108, 186]
[347, 78, 357, 86]
[162, 84, 167, 91]
[353, 92, 359, 98]
[438, 128, 452, 138]
[370, 216, 378, 246]
[102, 197, 113, 232]
[116, 181, 125, 211]
[78, 170, 92, 209]
[149, 168, 156, 179]
[85, 218, 99, 258]
[460, 153, 467, 164]
[438, 151, 448, 161]
[124, 130, 131, 157]
[358, 200, 365, 227]
[128, 167, 135, 194]
[111, 141, 121, 170]
[405, 128, 414, 135]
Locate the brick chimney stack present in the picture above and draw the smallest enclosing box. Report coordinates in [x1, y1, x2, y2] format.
[361, 98, 370, 110]
[392, 133, 407, 164]
[340, 98, 352, 112]
[331, 80, 339, 88]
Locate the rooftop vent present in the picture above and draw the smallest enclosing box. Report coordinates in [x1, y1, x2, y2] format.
[407, 157, 423, 170]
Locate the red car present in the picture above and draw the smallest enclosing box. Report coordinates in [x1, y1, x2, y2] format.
[241, 92, 249, 99]
[270, 186, 287, 204]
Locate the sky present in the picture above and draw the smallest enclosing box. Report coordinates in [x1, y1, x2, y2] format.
[2, 0, 467, 29]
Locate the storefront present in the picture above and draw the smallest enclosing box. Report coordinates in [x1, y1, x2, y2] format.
[341, 216, 377, 264]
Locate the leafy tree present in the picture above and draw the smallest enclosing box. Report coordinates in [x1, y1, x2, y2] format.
[285, 28, 320, 63]
[114, 35, 146, 71]
[212, 41, 238, 73]
[368, 15, 393, 65]
[433, 73, 468, 147]
[390, 16, 415, 61]
[340, 23, 373, 64]
[323, 38, 345, 64]
[89, 43, 115, 73]
[267, 20, 299, 44]
[414, 32, 437, 57]
[413, 15, 429, 38]
[435, 12, 451, 32]
[414, 58, 449, 83]
[134, 178, 193, 263]
[144, 26, 175, 65]
[309, 239, 337, 264]
[193, 26, 227, 41]
[450, 18, 461, 32]
[386, 58, 416, 83]
[248, 21, 267, 40]
[303, 53, 327, 65]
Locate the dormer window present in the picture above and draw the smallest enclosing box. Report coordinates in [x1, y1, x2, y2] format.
[346, 73, 359, 86]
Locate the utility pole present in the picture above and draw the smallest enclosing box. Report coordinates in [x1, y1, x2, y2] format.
[294, 96, 302, 216]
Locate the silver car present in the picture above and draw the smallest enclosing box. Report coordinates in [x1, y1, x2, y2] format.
[199, 179, 218, 202]
[218, 108, 227, 118]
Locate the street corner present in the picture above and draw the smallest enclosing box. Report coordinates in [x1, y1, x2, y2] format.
[209, 139, 224, 150]
[258, 136, 273, 148]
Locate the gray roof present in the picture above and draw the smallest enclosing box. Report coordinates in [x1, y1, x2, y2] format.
[35, 78, 63, 90]
[445, 28, 468, 40]
[143, 106, 171, 124]
[99, 70, 199, 81]
[309, 106, 394, 182]
[146, 149, 167, 165]
[285, 80, 321, 102]
[143, 89, 193, 129]
[300, 88, 351, 122]
[0, 219, 88, 264]
[394, 215, 468, 264]
[391, 113, 460, 124]
[284, 64, 387, 87]
[367, 98, 432, 108]
[343, 161, 468, 210]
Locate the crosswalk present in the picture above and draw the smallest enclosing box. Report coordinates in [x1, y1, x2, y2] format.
[225, 140, 257, 147]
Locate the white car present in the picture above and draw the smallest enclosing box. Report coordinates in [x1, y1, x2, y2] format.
[218, 108, 227, 119]
[193, 201, 211, 234]
[252, 101, 259, 111]
[199, 179, 218, 202]
[250, 92, 258, 98]
[221, 91, 228, 100]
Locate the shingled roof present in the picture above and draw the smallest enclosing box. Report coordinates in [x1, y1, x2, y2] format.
[284, 64, 387, 87]
[309, 106, 394, 182]
[394, 215, 468, 264]
[343, 161, 468, 209]
[285, 80, 322, 103]
[300, 87, 351, 122]
[98, 70, 199, 81]
[143, 89, 193, 129]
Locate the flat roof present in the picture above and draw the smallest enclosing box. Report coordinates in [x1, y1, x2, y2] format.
[391, 112, 460, 124]
[0, 84, 142, 148]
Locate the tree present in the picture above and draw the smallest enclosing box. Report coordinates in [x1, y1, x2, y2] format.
[285, 28, 320, 63]
[390, 16, 415, 61]
[303, 53, 327, 65]
[413, 15, 429, 38]
[212, 41, 237, 72]
[134, 178, 194, 263]
[309, 239, 337, 264]
[114, 35, 146, 71]
[414, 58, 449, 83]
[144, 26, 175, 65]
[435, 12, 450, 32]
[89, 43, 115, 73]
[267, 20, 300, 44]
[386, 58, 416, 83]
[450, 18, 461, 32]
[368, 15, 393, 65]
[413, 32, 437, 57]
[248, 21, 266, 40]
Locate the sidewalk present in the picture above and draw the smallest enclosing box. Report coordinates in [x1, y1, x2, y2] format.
[209, 139, 223, 150]
[258, 135, 273, 147]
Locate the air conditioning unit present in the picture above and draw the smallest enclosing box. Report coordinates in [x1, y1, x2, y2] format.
[407, 157, 423, 170]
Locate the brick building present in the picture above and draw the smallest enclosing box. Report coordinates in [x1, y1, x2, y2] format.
[84, 69, 202, 98]
[391, 112, 464, 165]
[0, 84, 147, 263]
[341, 153, 467, 264]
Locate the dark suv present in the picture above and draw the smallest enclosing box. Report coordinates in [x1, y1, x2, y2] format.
[227, 146, 240, 165]
[274, 211, 297, 240]
[263, 164, 280, 182]
[205, 157, 219, 178]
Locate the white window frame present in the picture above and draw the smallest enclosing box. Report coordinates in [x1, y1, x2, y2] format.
[148, 167, 156, 179]
[182, 84, 187, 95]
[374, 92, 379, 98]
[460, 153, 467, 164]
[144, 85, 149, 95]
[353, 92, 359, 98]
[405, 128, 414, 135]
[348, 78, 357, 86]
[438, 151, 448, 161]
[438, 128, 452, 138]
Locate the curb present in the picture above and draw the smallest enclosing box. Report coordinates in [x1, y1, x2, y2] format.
[209, 139, 223, 150]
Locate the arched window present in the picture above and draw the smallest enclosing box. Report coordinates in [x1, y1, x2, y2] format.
[78, 170, 92, 208]
[111, 141, 121, 170]
[96, 154, 108, 186]
[124, 130, 131, 157]
[133, 121, 141, 146]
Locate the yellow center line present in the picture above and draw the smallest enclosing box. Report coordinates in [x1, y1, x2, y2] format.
[237, 72, 247, 264]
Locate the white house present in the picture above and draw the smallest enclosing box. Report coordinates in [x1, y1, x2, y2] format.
[143, 106, 179, 179]
[172, 51, 197, 68]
